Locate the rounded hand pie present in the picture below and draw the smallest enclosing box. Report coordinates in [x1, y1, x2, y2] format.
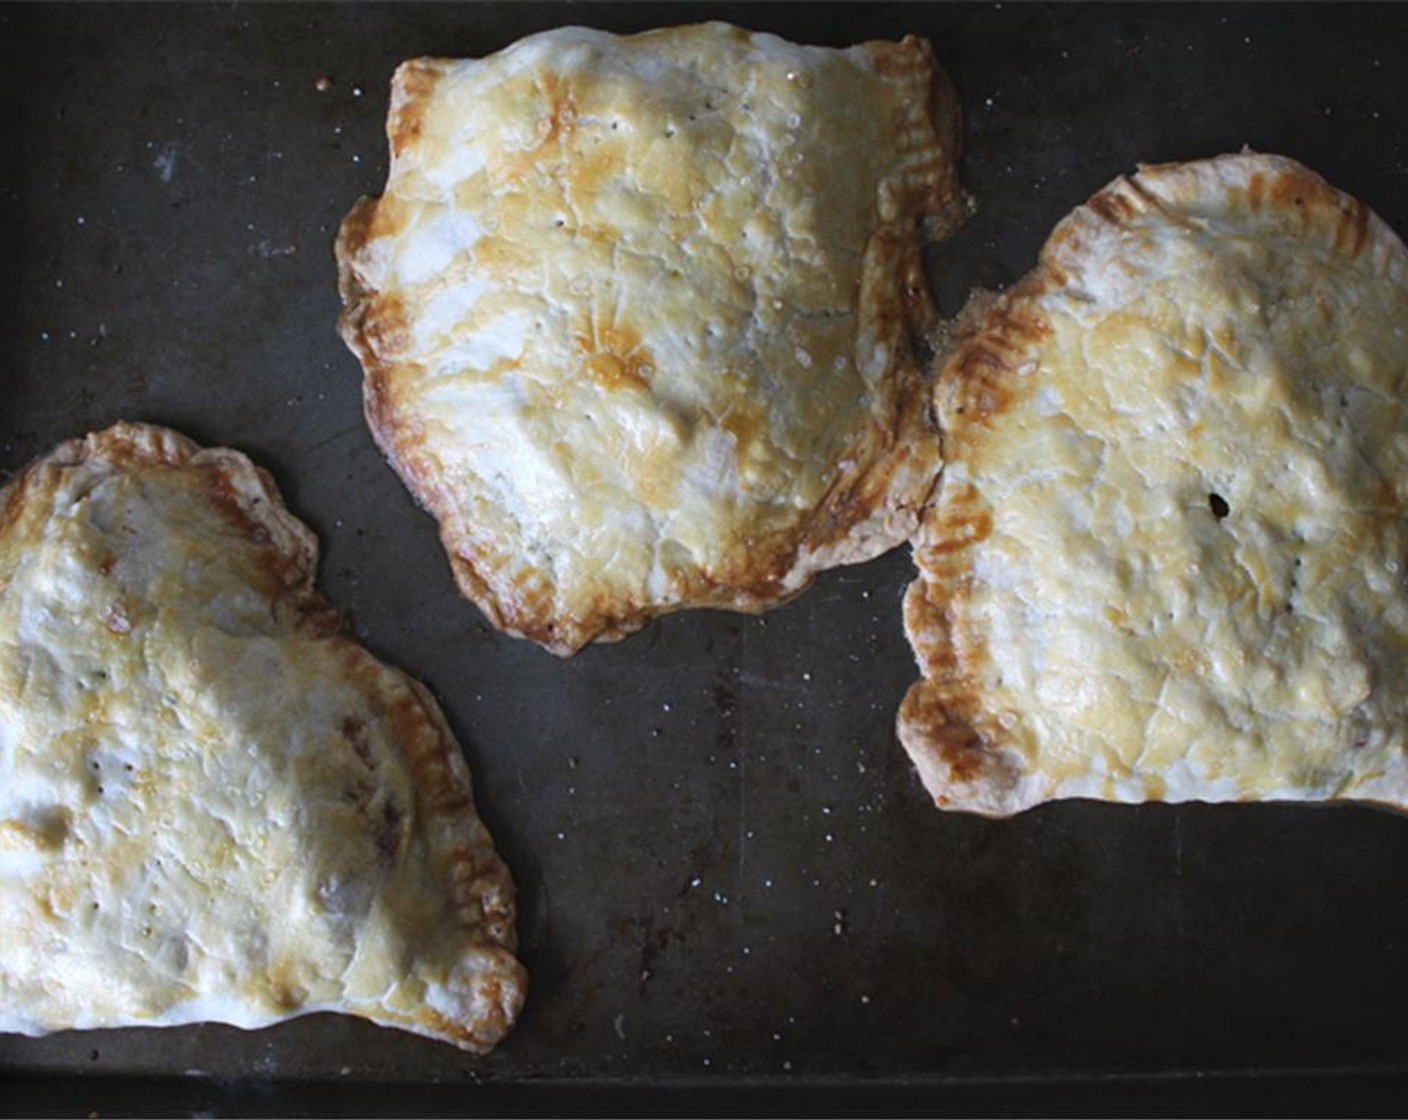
[900, 153, 1408, 816]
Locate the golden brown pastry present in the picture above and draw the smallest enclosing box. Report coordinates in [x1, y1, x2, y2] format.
[900, 152, 1408, 816]
[336, 22, 962, 655]
[0, 423, 524, 1051]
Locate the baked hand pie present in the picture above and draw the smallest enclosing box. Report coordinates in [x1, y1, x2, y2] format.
[900, 152, 1408, 816]
[0, 423, 524, 1051]
[336, 22, 963, 655]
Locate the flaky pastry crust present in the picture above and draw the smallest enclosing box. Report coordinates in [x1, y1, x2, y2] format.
[900, 152, 1408, 816]
[0, 423, 524, 1051]
[337, 22, 963, 654]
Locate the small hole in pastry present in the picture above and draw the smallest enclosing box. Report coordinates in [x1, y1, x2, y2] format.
[1209, 492, 1230, 519]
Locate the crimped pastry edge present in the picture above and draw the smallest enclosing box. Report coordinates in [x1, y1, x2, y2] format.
[0, 421, 526, 1050]
[898, 151, 1408, 817]
[334, 23, 965, 656]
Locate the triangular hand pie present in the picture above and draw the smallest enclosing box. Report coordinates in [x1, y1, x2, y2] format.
[0, 423, 525, 1051]
[900, 153, 1408, 815]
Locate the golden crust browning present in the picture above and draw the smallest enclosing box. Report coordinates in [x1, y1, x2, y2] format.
[900, 152, 1408, 816]
[336, 22, 964, 655]
[0, 422, 525, 1051]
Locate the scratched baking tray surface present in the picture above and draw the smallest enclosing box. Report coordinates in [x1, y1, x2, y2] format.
[3, 2, 1408, 1112]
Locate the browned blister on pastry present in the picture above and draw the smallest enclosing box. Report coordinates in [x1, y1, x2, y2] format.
[0, 423, 524, 1051]
[900, 152, 1408, 816]
[336, 22, 963, 654]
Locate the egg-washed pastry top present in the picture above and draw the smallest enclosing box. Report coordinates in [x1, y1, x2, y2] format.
[336, 21, 963, 655]
[900, 152, 1408, 816]
[0, 423, 525, 1051]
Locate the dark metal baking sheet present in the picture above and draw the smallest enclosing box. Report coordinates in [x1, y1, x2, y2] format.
[4, 2, 1408, 1113]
